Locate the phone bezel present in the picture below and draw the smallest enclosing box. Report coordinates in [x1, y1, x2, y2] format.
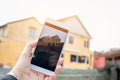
[31, 18, 68, 75]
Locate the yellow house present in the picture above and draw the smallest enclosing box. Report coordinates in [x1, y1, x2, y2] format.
[0, 15, 93, 69]
[0, 17, 42, 66]
[58, 15, 93, 69]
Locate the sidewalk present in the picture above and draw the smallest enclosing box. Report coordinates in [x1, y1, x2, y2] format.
[0, 67, 11, 77]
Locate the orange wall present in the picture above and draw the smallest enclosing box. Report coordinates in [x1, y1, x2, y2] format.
[94, 56, 105, 68]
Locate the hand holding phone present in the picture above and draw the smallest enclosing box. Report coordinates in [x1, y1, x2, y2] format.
[31, 18, 68, 75]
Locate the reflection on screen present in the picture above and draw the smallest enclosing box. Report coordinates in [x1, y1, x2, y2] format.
[31, 23, 68, 71]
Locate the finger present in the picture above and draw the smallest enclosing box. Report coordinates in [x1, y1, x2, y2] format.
[37, 71, 45, 80]
[45, 74, 56, 80]
[55, 65, 62, 74]
[58, 58, 64, 65]
[21, 40, 37, 57]
[49, 74, 56, 80]
[45, 77, 49, 80]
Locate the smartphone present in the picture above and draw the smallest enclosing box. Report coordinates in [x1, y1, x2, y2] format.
[31, 18, 68, 75]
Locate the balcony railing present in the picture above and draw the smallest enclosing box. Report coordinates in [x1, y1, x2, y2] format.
[105, 60, 120, 68]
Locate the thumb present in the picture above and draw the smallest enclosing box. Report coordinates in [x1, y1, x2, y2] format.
[21, 40, 37, 57]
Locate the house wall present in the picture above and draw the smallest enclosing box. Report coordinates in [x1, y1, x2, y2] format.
[62, 32, 92, 69]
[0, 17, 93, 69]
[94, 56, 105, 68]
[0, 18, 42, 66]
[0, 38, 25, 66]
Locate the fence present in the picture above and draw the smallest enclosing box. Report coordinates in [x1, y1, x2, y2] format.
[57, 69, 106, 80]
[0, 67, 107, 80]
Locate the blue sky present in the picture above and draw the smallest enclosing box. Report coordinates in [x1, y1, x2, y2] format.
[0, 0, 120, 51]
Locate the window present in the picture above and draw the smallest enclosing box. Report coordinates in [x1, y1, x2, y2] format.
[84, 41, 86, 47]
[2, 27, 6, 37]
[61, 54, 64, 66]
[84, 40, 89, 48]
[61, 54, 64, 58]
[71, 55, 77, 62]
[29, 29, 35, 38]
[69, 36, 74, 44]
[0, 39, 2, 43]
[78, 56, 89, 64]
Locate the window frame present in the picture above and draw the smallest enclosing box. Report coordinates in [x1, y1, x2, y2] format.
[1, 27, 6, 37]
[71, 55, 78, 62]
[69, 36, 74, 44]
[78, 56, 89, 64]
[29, 28, 35, 39]
[84, 39, 89, 48]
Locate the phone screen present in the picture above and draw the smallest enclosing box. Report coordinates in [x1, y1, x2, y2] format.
[31, 22, 68, 72]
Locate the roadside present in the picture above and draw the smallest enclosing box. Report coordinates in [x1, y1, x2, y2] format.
[0, 67, 107, 80]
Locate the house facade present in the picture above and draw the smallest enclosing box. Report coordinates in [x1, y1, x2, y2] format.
[0, 15, 93, 69]
[94, 54, 105, 69]
[0, 17, 42, 66]
[58, 15, 93, 69]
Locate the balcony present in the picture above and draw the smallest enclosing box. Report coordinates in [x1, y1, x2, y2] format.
[105, 60, 120, 68]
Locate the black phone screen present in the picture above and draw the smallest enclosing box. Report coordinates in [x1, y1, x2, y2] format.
[31, 22, 68, 71]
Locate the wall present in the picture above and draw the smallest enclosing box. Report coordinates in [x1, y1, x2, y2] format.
[62, 32, 92, 69]
[0, 18, 42, 66]
[94, 56, 105, 68]
[0, 17, 93, 69]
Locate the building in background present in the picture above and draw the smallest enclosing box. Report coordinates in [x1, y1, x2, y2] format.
[105, 49, 120, 80]
[0, 17, 42, 66]
[0, 15, 93, 69]
[93, 52, 105, 69]
[58, 15, 93, 69]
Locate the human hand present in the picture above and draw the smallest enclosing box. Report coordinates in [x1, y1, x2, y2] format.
[8, 40, 63, 80]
